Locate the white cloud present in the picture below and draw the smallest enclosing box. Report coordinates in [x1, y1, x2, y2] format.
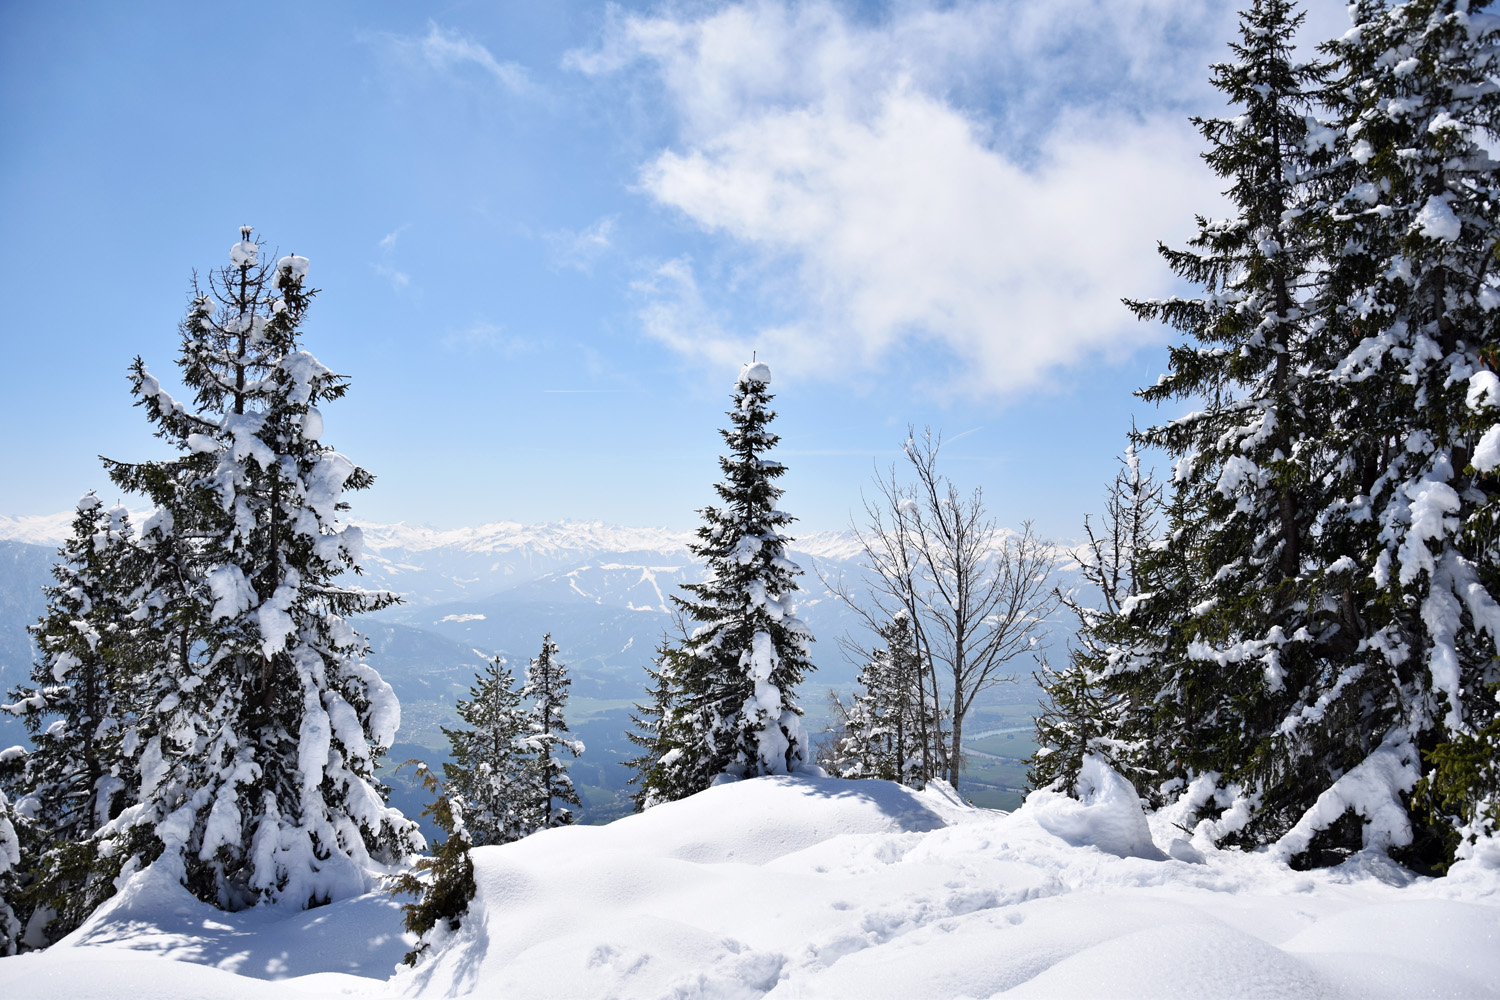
[570, 0, 1260, 396]
[572, 0, 1233, 145]
[644, 90, 1221, 393]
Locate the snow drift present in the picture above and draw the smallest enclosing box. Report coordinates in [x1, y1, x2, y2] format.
[2, 770, 1498, 999]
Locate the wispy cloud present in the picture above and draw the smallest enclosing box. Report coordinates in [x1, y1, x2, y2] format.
[373, 226, 411, 291]
[945, 426, 984, 446]
[373, 263, 410, 290]
[441, 321, 532, 355]
[632, 257, 755, 368]
[546, 216, 616, 273]
[419, 23, 530, 92]
[568, 0, 1264, 397]
[366, 21, 532, 95]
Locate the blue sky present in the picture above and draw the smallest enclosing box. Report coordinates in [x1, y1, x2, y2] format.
[0, 0, 1348, 538]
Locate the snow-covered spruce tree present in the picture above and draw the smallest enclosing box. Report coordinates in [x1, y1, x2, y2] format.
[442, 657, 529, 846]
[99, 228, 420, 908]
[1107, 0, 1358, 846]
[834, 614, 926, 784]
[0, 787, 20, 956]
[1, 495, 143, 942]
[1272, 0, 1500, 864]
[518, 635, 582, 832]
[1030, 447, 1163, 795]
[628, 362, 815, 808]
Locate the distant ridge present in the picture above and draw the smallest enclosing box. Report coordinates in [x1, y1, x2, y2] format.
[0, 510, 86, 547]
[1, 511, 866, 563]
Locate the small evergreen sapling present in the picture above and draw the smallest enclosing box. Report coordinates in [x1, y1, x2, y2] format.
[626, 632, 701, 805]
[8, 495, 139, 841]
[1418, 682, 1500, 866]
[1031, 447, 1162, 795]
[387, 762, 475, 967]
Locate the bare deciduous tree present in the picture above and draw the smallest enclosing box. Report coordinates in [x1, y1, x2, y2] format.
[825, 428, 1060, 792]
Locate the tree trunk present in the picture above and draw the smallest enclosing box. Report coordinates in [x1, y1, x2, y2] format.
[948, 711, 963, 791]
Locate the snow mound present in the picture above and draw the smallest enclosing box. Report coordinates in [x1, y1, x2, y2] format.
[0, 858, 411, 997]
[582, 774, 964, 865]
[1024, 754, 1166, 860]
[6, 774, 1500, 999]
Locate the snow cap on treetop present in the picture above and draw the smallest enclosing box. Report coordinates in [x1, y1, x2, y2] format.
[230, 229, 258, 268]
[278, 255, 311, 280]
[738, 361, 771, 387]
[76, 492, 101, 513]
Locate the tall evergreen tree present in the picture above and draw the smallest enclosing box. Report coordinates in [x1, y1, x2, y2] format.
[1273, 0, 1500, 862]
[1103, 0, 1354, 845]
[1086, 0, 1500, 866]
[628, 361, 815, 808]
[518, 635, 582, 832]
[98, 228, 420, 908]
[2, 494, 143, 942]
[443, 657, 529, 846]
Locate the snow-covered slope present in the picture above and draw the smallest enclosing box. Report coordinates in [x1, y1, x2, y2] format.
[0, 512, 85, 547]
[4, 771, 1497, 999]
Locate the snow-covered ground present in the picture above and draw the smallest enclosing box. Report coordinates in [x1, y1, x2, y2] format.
[3, 773, 1497, 999]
